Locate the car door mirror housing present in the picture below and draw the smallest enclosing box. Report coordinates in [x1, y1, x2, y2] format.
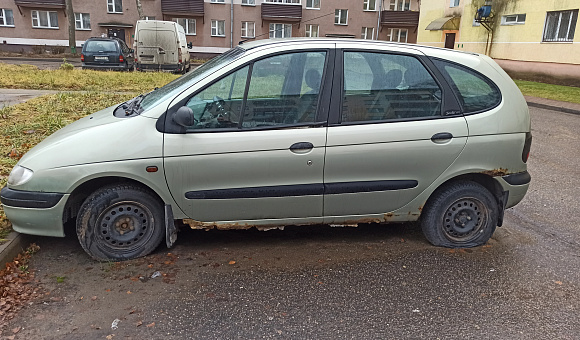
[173, 106, 195, 127]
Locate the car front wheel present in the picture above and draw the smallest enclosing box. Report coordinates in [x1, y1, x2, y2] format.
[76, 185, 165, 261]
[421, 181, 498, 248]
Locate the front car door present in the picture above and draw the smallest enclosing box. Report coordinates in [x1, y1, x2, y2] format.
[163, 44, 334, 226]
[324, 43, 468, 222]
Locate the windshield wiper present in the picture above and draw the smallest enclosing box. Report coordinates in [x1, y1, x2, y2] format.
[124, 94, 146, 116]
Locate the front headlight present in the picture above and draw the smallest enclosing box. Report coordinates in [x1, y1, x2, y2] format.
[7, 165, 34, 186]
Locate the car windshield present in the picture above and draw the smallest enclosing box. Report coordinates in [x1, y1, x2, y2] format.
[85, 41, 117, 53]
[140, 47, 246, 111]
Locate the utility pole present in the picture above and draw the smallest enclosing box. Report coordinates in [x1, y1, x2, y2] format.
[65, 0, 76, 54]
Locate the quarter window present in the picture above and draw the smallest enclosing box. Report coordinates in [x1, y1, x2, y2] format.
[305, 24, 319, 37]
[107, 0, 122, 13]
[75, 13, 90, 30]
[433, 59, 501, 113]
[269, 23, 292, 38]
[184, 51, 327, 130]
[341, 52, 442, 123]
[335, 9, 348, 25]
[241, 21, 255, 38]
[364, 0, 377, 11]
[31, 10, 58, 29]
[543, 10, 578, 42]
[174, 18, 196, 35]
[306, 0, 320, 9]
[0, 8, 14, 27]
[211, 20, 226, 37]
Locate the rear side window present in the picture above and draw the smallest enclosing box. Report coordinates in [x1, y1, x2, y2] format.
[85, 40, 117, 53]
[433, 59, 501, 114]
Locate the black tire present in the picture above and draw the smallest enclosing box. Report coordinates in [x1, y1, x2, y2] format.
[421, 181, 498, 248]
[76, 185, 165, 261]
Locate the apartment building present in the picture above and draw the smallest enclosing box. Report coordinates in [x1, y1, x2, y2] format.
[0, 0, 420, 56]
[418, 0, 580, 85]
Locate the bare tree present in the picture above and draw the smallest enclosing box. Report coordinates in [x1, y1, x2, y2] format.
[65, 0, 76, 54]
[136, 0, 144, 20]
[472, 0, 519, 56]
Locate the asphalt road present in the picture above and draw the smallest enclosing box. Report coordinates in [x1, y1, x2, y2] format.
[4, 106, 580, 339]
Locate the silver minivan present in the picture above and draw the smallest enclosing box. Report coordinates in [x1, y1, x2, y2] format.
[1, 39, 532, 261]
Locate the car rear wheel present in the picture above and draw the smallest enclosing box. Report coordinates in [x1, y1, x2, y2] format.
[76, 185, 164, 261]
[421, 181, 498, 248]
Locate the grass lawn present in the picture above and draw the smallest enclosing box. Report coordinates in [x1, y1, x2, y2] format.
[514, 80, 580, 104]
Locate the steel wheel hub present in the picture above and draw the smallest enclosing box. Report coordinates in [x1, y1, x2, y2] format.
[98, 201, 154, 249]
[443, 198, 488, 242]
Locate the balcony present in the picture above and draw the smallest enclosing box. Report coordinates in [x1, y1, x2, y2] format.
[261, 3, 302, 22]
[381, 10, 420, 28]
[161, 0, 204, 17]
[14, 0, 65, 8]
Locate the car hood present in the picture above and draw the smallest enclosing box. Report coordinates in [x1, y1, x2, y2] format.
[17, 105, 163, 171]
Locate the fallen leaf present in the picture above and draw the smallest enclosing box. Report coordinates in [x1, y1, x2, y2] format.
[106, 335, 114, 340]
[126, 291, 132, 294]
[228, 261, 236, 265]
[91, 296, 97, 301]
[146, 322, 155, 328]
[23, 130, 36, 134]
[135, 320, 143, 327]
[105, 289, 111, 292]
[555, 281, 563, 285]
[11, 327, 21, 334]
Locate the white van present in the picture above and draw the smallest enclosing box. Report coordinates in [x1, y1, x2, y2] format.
[134, 20, 191, 73]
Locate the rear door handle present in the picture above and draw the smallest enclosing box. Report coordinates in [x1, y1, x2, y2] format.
[290, 142, 314, 153]
[431, 132, 453, 142]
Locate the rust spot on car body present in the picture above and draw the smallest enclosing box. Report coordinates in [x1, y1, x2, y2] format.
[480, 168, 510, 177]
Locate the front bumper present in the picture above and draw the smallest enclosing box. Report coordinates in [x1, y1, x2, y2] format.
[1, 187, 67, 237]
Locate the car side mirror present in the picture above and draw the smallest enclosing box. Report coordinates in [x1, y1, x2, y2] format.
[173, 106, 195, 127]
[187, 42, 193, 49]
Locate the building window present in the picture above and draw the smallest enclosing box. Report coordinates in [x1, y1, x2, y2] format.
[74, 13, 90, 30]
[389, 0, 410, 11]
[364, 0, 377, 11]
[211, 20, 225, 37]
[269, 23, 292, 38]
[306, 0, 320, 9]
[502, 14, 526, 25]
[144, 16, 155, 20]
[107, 0, 122, 13]
[305, 24, 319, 37]
[210, 0, 225, 3]
[31, 10, 58, 29]
[241, 21, 255, 38]
[174, 18, 196, 35]
[361, 27, 374, 39]
[387, 28, 407, 42]
[264, 0, 300, 3]
[450, 0, 460, 8]
[0, 9, 14, 27]
[335, 9, 348, 25]
[543, 10, 578, 42]
[242, 0, 255, 5]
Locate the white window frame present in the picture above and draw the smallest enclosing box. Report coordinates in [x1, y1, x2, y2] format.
[269, 23, 292, 38]
[241, 21, 255, 38]
[211, 19, 226, 37]
[387, 28, 408, 42]
[210, 0, 225, 3]
[31, 10, 58, 29]
[263, 0, 300, 4]
[389, 0, 410, 11]
[361, 27, 374, 39]
[364, 0, 377, 11]
[543, 10, 578, 42]
[305, 24, 319, 37]
[335, 9, 348, 25]
[174, 18, 196, 35]
[242, 0, 255, 5]
[0, 8, 14, 27]
[501, 14, 526, 25]
[107, 0, 123, 14]
[450, 0, 460, 8]
[306, 0, 320, 9]
[74, 12, 90, 30]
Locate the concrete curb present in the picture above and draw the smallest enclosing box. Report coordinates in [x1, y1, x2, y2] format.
[0, 232, 30, 269]
[526, 101, 580, 116]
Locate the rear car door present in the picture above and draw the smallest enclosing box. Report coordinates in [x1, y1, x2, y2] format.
[323, 44, 468, 220]
[163, 46, 334, 223]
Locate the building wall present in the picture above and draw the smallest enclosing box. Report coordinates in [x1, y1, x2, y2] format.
[417, 0, 580, 65]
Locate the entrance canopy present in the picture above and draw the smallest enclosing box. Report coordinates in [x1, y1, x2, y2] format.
[425, 16, 460, 31]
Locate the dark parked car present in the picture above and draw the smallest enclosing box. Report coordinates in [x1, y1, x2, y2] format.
[81, 37, 135, 71]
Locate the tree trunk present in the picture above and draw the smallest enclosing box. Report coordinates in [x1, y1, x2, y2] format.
[65, 0, 76, 54]
[136, 0, 144, 20]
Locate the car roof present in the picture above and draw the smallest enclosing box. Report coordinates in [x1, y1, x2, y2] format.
[238, 38, 479, 57]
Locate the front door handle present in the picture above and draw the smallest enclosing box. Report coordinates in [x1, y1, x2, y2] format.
[431, 132, 453, 142]
[290, 142, 314, 153]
